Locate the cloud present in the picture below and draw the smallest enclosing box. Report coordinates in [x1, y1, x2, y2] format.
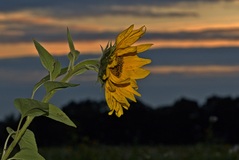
[0, 0, 239, 57]
[90, 5, 199, 18]
[43, 5, 199, 19]
[2, 16, 239, 44]
[145, 27, 239, 41]
[0, 0, 236, 12]
[147, 65, 239, 76]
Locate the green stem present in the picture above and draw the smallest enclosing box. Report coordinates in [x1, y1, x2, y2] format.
[1, 116, 34, 160]
[2, 74, 63, 159]
[1, 131, 15, 160]
[1, 58, 99, 160]
[15, 116, 24, 137]
[42, 70, 73, 103]
[42, 90, 56, 103]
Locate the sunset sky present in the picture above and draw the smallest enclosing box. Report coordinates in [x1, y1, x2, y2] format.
[1, 0, 239, 119]
[1, 0, 239, 57]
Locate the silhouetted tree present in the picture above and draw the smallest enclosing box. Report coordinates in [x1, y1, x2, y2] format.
[2, 96, 239, 146]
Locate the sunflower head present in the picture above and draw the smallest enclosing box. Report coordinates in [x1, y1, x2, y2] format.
[98, 24, 152, 117]
[98, 42, 115, 85]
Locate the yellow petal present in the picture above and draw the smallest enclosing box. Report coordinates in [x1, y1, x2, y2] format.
[105, 80, 116, 92]
[116, 25, 134, 46]
[130, 79, 138, 90]
[137, 44, 153, 53]
[124, 85, 141, 97]
[114, 46, 137, 56]
[115, 103, 124, 117]
[105, 89, 114, 110]
[129, 26, 145, 37]
[109, 72, 131, 84]
[122, 104, 130, 110]
[108, 110, 114, 115]
[118, 87, 137, 102]
[123, 56, 151, 68]
[127, 68, 150, 79]
[117, 26, 146, 48]
[112, 89, 130, 106]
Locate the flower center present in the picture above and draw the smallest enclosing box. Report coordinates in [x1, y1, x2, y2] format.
[111, 56, 123, 78]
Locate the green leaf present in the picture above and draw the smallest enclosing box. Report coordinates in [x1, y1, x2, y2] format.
[7, 128, 38, 151]
[6, 127, 13, 134]
[67, 28, 79, 62]
[43, 81, 79, 93]
[51, 60, 62, 80]
[67, 28, 75, 52]
[19, 129, 38, 151]
[33, 40, 55, 72]
[11, 149, 45, 160]
[31, 75, 49, 98]
[46, 104, 76, 128]
[85, 64, 99, 72]
[73, 68, 88, 75]
[67, 52, 73, 65]
[73, 59, 99, 76]
[31, 67, 68, 98]
[14, 98, 49, 117]
[7, 128, 45, 160]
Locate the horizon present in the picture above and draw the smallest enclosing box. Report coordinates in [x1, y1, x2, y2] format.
[1, 0, 239, 120]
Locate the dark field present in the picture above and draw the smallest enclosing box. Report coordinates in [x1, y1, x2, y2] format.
[39, 144, 239, 160]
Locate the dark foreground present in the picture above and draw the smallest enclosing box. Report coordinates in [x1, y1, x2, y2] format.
[39, 144, 239, 160]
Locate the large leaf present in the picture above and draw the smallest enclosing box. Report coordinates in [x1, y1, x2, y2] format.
[7, 128, 37, 151]
[14, 98, 49, 118]
[7, 128, 45, 160]
[46, 104, 76, 128]
[43, 81, 79, 93]
[33, 40, 55, 72]
[10, 150, 45, 160]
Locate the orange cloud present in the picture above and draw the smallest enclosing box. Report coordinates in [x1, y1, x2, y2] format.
[0, 40, 109, 58]
[1, 39, 239, 59]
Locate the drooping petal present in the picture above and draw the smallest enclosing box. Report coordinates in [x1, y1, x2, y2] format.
[130, 79, 138, 90]
[109, 71, 131, 84]
[124, 84, 141, 97]
[123, 56, 151, 68]
[115, 103, 124, 117]
[116, 25, 134, 46]
[114, 46, 137, 56]
[118, 87, 137, 102]
[126, 68, 151, 79]
[117, 26, 146, 49]
[105, 89, 114, 110]
[111, 89, 130, 107]
[137, 44, 153, 53]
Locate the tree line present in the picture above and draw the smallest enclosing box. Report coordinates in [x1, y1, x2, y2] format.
[1, 95, 239, 147]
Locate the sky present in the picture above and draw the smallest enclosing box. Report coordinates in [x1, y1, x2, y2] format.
[1, 0, 239, 119]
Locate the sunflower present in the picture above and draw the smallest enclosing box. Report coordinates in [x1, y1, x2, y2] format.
[98, 25, 152, 117]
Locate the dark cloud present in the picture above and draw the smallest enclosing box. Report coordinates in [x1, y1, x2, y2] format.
[0, 0, 235, 12]
[23, 5, 199, 20]
[1, 26, 239, 43]
[144, 27, 239, 41]
[79, 10, 197, 19]
[72, 8, 199, 18]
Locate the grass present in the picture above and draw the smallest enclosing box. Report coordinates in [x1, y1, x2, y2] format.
[39, 143, 239, 160]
